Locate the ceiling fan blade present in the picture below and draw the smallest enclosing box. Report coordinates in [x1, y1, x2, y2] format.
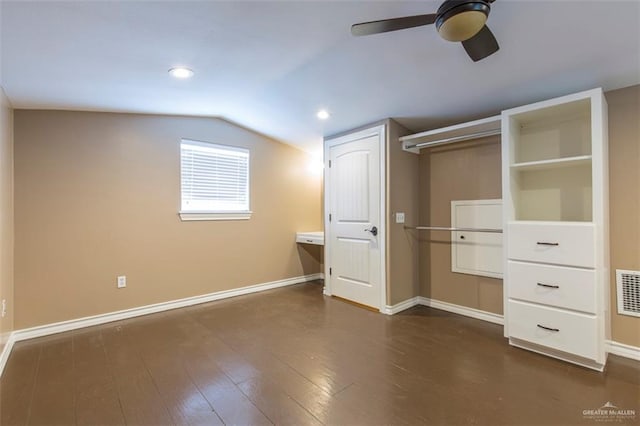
[461, 25, 499, 62]
[351, 14, 437, 36]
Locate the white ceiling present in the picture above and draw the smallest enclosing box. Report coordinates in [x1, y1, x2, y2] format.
[1, 1, 639, 153]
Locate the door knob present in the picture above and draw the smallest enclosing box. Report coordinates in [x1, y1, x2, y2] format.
[365, 226, 378, 236]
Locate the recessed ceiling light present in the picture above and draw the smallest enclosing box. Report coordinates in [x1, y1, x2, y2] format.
[316, 109, 330, 120]
[168, 67, 194, 79]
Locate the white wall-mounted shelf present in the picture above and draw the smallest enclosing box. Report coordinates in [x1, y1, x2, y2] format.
[296, 231, 324, 246]
[511, 155, 592, 172]
[400, 115, 501, 153]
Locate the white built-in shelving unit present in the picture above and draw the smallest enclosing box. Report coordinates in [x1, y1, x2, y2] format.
[502, 88, 609, 370]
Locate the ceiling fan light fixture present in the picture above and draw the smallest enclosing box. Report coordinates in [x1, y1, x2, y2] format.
[349, 0, 498, 62]
[436, 1, 490, 42]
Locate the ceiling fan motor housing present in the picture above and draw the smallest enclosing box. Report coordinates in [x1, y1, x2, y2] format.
[436, 0, 491, 42]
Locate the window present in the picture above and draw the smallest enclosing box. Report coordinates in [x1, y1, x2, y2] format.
[180, 139, 251, 221]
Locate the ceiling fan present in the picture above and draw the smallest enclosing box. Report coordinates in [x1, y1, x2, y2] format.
[351, 0, 499, 62]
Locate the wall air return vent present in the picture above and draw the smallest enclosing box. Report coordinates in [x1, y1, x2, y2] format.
[616, 269, 640, 317]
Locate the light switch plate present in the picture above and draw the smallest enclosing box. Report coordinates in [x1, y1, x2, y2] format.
[395, 212, 405, 224]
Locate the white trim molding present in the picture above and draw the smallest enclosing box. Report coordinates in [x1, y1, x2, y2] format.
[179, 211, 252, 221]
[0, 273, 322, 378]
[0, 333, 17, 379]
[606, 340, 640, 361]
[3, 279, 637, 379]
[383, 297, 420, 315]
[383, 296, 504, 325]
[417, 297, 505, 325]
[13, 273, 322, 342]
[385, 296, 640, 363]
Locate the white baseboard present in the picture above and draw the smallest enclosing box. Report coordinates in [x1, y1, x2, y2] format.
[0, 272, 321, 377]
[10, 272, 322, 345]
[383, 297, 420, 315]
[416, 296, 505, 325]
[13, 273, 322, 343]
[606, 340, 640, 361]
[0, 333, 16, 379]
[2, 275, 637, 378]
[388, 296, 640, 363]
[383, 295, 504, 325]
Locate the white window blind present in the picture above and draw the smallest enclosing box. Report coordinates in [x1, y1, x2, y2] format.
[180, 139, 250, 218]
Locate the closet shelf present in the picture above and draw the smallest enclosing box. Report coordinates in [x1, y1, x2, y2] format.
[511, 155, 592, 171]
[400, 115, 501, 153]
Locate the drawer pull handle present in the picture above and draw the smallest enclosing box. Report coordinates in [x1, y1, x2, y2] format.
[537, 324, 560, 332]
[536, 242, 559, 246]
[537, 282, 560, 289]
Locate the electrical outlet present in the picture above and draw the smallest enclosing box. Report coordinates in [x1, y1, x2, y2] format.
[395, 212, 405, 224]
[1, 299, 6, 318]
[117, 276, 127, 288]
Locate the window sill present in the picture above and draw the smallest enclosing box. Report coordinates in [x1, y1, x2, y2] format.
[179, 211, 253, 221]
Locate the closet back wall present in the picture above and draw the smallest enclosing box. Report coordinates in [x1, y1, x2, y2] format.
[419, 136, 503, 314]
[14, 111, 322, 329]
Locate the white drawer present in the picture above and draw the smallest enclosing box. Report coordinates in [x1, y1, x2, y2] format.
[508, 261, 597, 313]
[508, 300, 598, 360]
[507, 222, 595, 268]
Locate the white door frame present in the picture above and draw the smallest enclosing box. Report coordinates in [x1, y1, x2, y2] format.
[323, 124, 387, 312]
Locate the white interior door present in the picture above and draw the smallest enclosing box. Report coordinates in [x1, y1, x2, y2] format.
[325, 126, 384, 310]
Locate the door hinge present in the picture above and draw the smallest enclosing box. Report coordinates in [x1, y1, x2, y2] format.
[329, 213, 332, 222]
[329, 267, 332, 276]
[328, 160, 331, 168]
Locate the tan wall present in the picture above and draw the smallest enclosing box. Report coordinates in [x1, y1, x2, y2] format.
[0, 87, 14, 351]
[418, 136, 503, 314]
[606, 85, 640, 347]
[14, 110, 322, 329]
[386, 119, 419, 305]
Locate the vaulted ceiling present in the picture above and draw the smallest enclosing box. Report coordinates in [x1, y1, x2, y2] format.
[2, 1, 639, 153]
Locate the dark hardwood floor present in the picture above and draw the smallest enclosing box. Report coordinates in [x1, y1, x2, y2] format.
[1, 281, 638, 425]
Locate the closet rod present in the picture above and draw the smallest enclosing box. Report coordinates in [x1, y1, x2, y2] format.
[404, 129, 501, 150]
[404, 226, 502, 233]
